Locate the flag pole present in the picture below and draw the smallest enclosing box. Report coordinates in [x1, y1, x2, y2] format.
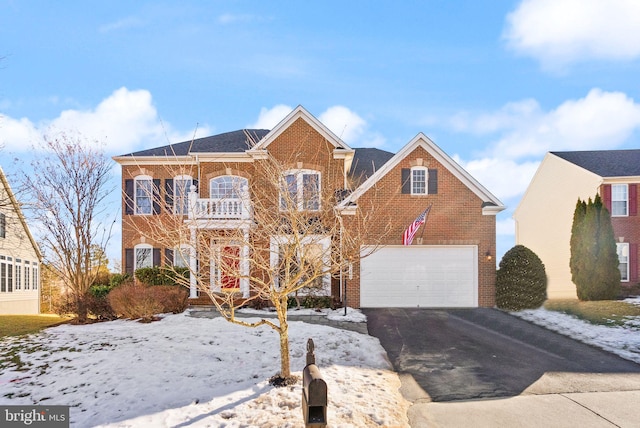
[418, 204, 433, 243]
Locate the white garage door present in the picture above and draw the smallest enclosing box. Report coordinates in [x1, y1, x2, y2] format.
[360, 245, 478, 308]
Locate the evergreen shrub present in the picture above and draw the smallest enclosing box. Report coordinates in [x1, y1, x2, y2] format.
[496, 245, 547, 311]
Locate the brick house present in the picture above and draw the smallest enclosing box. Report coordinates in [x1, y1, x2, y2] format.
[113, 106, 505, 308]
[514, 150, 640, 299]
[0, 166, 42, 314]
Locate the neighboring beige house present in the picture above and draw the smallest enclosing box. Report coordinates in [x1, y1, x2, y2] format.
[0, 166, 41, 314]
[514, 150, 640, 299]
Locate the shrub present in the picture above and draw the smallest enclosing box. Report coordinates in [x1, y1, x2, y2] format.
[287, 295, 337, 310]
[135, 267, 189, 286]
[108, 283, 189, 322]
[496, 245, 547, 311]
[110, 273, 133, 288]
[108, 283, 164, 322]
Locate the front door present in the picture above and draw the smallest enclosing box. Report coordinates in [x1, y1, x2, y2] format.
[219, 246, 240, 290]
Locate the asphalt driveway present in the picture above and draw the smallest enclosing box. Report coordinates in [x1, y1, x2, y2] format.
[364, 308, 640, 402]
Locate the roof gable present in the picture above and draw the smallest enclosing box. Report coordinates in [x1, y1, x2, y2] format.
[0, 166, 42, 259]
[250, 105, 352, 152]
[551, 150, 640, 178]
[340, 133, 505, 213]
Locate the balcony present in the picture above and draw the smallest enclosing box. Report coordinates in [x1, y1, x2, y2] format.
[187, 185, 252, 228]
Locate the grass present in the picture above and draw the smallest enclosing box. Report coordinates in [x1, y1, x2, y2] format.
[0, 315, 71, 338]
[544, 299, 640, 327]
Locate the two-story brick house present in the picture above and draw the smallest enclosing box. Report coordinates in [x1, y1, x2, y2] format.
[113, 106, 505, 308]
[514, 150, 640, 299]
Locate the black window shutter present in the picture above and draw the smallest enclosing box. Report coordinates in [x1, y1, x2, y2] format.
[152, 179, 161, 215]
[125, 249, 134, 275]
[428, 169, 438, 194]
[401, 169, 411, 194]
[153, 248, 161, 267]
[165, 248, 174, 266]
[165, 179, 174, 213]
[192, 179, 199, 193]
[124, 179, 134, 215]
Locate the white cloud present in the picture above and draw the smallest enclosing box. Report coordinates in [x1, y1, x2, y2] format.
[248, 104, 385, 147]
[496, 217, 516, 236]
[447, 89, 640, 160]
[319, 105, 386, 147]
[0, 87, 209, 155]
[99, 16, 145, 33]
[504, 0, 640, 69]
[454, 155, 540, 201]
[247, 104, 293, 129]
[492, 89, 640, 158]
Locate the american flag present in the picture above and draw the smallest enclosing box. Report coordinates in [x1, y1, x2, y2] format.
[402, 205, 431, 245]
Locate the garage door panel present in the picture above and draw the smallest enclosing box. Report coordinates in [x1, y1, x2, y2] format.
[360, 246, 478, 308]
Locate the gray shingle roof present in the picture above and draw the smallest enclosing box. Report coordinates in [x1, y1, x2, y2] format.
[350, 148, 395, 181]
[552, 149, 640, 177]
[118, 129, 270, 157]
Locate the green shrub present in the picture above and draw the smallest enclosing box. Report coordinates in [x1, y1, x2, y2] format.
[287, 295, 336, 310]
[134, 267, 189, 286]
[110, 273, 132, 288]
[496, 245, 547, 311]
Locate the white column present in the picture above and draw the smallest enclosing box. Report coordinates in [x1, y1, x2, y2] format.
[189, 227, 198, 298]
[241, 228, 250, 298]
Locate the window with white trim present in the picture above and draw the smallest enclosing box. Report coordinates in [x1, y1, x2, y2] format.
[611, 184, 628, 216]
[134, 244, 153, 271]
[15, 259, 21, 290]
[0, 256, 13, 293]
[24, 261, 30, 290]
[210, 176, 247, 200]
[617, 242, 629, 282]
[174, 175, 193, 215]
[32, 263, 38, 290]
[411, 167, 428, 195]
[280, 170, 320, 211]
[270, 235, 330, 294]
[135, 176, 153, 215]
[174, 245, 191, 268]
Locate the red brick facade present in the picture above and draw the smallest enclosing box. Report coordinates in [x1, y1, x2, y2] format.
[115, 108, 503, 308]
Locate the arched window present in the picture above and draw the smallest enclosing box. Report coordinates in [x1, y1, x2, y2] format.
[210, 176, 248, 200]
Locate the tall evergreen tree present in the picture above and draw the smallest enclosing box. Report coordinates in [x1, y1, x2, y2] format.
[570, 194, 620, 300]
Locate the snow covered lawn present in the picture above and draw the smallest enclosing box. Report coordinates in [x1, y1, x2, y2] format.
[515, 297, 640, 364]
[0, 309, 410, 427]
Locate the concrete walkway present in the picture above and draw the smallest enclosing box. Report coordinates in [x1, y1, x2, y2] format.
[188, 306, 369, 334]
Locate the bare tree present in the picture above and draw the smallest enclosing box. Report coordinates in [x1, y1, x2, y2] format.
[22, 132, 115, 323]
[128, 140, 392, 381]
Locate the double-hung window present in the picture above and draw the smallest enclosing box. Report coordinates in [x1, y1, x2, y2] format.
[611, 184, 628, 216]
[280, 170, 320, 211]
[411, 167, 427, 195]
[617, 243, 629, 282]
[134, 244, 153, 271]
[135, 176, 153, 215]
[174, 175, 193, 215]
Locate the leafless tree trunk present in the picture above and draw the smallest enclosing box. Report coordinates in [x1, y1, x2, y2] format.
[22, 132, 115, 323]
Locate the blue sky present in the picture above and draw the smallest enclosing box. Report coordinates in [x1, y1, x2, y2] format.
[2, 0, 640, 266]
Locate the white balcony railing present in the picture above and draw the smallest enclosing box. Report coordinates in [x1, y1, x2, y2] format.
[187, 185, 252, 220]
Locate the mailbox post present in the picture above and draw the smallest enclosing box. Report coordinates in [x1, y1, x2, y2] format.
[302, 338, 327, 427]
